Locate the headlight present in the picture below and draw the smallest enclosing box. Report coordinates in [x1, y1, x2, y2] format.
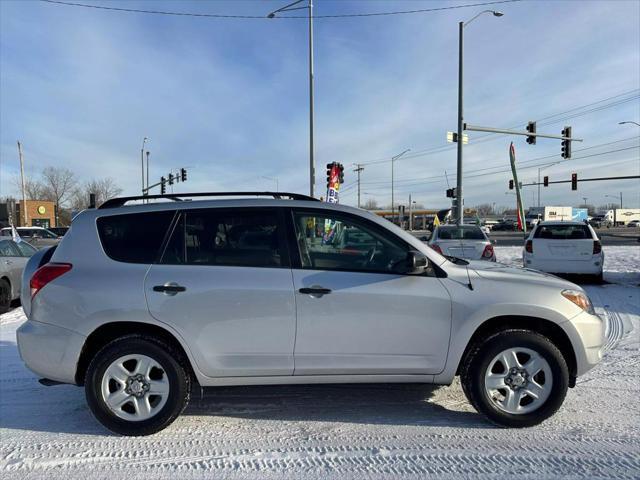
[561, 289, 595, 314]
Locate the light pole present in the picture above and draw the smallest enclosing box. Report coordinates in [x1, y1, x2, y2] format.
[391, 149, 410, 224]
[268, 0, 315, 197]
[537, 161, 561, 207]
[353, 164, 365, 208]
[141, 137, 148, 196]
[582, 197, 588, 206]
[456, 10, 504, 225]
[619, 121, 640, 127]
[262, 175, 279, 192]
[605, 193, 623, 209]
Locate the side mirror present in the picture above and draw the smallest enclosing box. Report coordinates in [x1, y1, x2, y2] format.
[406, 250, 428, 274]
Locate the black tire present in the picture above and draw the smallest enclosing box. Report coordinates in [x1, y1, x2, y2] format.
[85, 335, 191, 436]
[460, 329, 569, 428]
[0, 278, 11, 314]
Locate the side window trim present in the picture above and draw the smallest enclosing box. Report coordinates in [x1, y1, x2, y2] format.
[289, 207, 415, 275]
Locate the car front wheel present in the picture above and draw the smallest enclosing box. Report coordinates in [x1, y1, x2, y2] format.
[85, 335, 191, 436]
[461, 329, 569, 427]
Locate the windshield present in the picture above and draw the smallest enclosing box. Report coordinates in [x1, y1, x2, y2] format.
[436, 226, 485, 241]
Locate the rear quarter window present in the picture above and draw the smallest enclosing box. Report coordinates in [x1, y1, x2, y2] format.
[97, 211, 175, 263]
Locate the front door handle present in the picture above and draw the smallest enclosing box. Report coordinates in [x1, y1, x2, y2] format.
[299, 286, 332, 296]
[153, 283, 186, 296]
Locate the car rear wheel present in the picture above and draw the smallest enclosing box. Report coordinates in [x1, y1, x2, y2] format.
[461, 329, 569, 427]
[85, 335, 190, 436]
[0, 278, 10, 314]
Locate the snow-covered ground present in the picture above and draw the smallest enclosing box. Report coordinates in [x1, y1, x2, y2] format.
[1, 246, 638, 479]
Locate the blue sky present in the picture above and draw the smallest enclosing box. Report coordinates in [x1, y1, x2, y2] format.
[1, 0, 639, 211]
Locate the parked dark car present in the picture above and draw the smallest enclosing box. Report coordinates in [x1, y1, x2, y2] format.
[48, 227, 69, 237]
[491, 220, 517, 231]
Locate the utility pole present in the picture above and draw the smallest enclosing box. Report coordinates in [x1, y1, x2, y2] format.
[308, 0, 315, 198]
[391, 149, 410, 224]
[408, 194, 413, 231]
[146, 151, 150, 197]
[353, 164, 364, 208]
[17, 141, 27, 227]
[141, 137, 148, 196]
[456, 20, 464, 226]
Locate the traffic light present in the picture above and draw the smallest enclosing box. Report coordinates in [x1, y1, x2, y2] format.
[168, 173, 174, 185]
[160, 177, 166, 195]
[526, 121, 537, 145]
[180, 168, 187, 182]
[509, 179, 514, 190]
[446, 188, 454, 198]
[326, 163, 334, 185]
[338, 163, 344, 183]
[543, 176, 549, 187]
[571, 173, 578, 190]
[561, 126, 572, 159]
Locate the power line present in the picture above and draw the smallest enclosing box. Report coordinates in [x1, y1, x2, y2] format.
[40, 0, 523, 20]
[358, 89, 640, 166]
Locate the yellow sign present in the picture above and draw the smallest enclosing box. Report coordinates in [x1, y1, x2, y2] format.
[37, 205, 46, 215]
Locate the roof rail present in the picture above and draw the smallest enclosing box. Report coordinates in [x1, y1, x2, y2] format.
[99, 191, 319, 209]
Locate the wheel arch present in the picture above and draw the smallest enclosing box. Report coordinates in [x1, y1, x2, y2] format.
[75, 321, 199, 386]
[457, 315, 578, 385]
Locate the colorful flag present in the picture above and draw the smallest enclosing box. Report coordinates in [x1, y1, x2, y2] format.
[433, 214, 441, 227]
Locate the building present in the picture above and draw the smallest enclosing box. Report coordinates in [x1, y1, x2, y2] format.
[0, 200, 57, 228]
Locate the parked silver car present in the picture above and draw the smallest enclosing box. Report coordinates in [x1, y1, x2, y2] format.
[428, 225, 496, 261]
[0, 239, 37, 312]
[17, 192, 603, 435]
[0, 226, 61, 249]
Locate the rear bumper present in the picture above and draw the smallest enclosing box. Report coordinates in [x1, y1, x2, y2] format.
[16, 320, 85, 385]
[523, 255, 603, 274]
[564, 310, 605, 377]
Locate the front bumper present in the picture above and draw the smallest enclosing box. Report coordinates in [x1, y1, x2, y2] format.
[563, 310, 605, 377]
[17, 320, 85, 385]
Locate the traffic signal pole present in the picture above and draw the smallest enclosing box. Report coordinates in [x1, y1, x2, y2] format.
[455, 21, 464, 226]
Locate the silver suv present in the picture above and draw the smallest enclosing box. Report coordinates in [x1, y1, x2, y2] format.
[17, 192, 604, 436]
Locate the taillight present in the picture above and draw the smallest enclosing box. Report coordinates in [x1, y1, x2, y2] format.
[593, 240, 602, 254]
[482, 244, 494, 258]
[431, 244, 442, 254]
[30, 263, 72, 298]
[525, 240, 533, 253]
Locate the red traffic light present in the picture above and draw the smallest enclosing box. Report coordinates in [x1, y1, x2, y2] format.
[543, 176, 549, 187]
[571, 173, 578, 191]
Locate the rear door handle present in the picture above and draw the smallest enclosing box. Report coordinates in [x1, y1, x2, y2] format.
[299, 287, 332, 296]
[153, 283, 186, 295]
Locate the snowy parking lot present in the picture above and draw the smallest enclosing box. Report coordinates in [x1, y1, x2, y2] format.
[1, 246, 638, 479]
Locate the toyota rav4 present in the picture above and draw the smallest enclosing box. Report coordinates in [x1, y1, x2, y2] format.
[17, 192, 604, 435]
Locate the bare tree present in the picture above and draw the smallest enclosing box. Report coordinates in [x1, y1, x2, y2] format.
[70, 177, 123, 210]
[13, 176, 48, 200]
[363, 198, 378, 210]
[474, 203, 495, 217]
[41, 167, 77, 210]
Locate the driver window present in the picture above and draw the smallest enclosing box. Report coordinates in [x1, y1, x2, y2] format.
[292, 211, 408, 273]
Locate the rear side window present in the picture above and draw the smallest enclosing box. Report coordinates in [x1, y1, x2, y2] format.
[161, 209, 288, 268]
[98, 211, 175, 263]
[534, 224, 592, 240]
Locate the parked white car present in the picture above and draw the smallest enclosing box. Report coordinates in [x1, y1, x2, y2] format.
[627, 220, 640, 228]
[17, 193, 603, 435]
[523, 221, 604, 281]
[429, 225, 495, 261]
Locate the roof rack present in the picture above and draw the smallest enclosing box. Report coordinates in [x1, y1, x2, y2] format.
[99, 191, 319, 209]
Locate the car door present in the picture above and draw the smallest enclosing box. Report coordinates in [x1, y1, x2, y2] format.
[145, 207, 297, 378]
[289, 209, 452, 376]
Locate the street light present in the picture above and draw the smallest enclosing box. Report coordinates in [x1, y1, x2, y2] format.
[391, 148, 410, 223]
[141, 137, 148, 196]
[619, 121, 640, 127]
[262, 175, 279, 192]
[537, 161, 562, 207]
[456, 10, 504, 225]
[605, 193, 623, 209]
[268, 0, 315, 197]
